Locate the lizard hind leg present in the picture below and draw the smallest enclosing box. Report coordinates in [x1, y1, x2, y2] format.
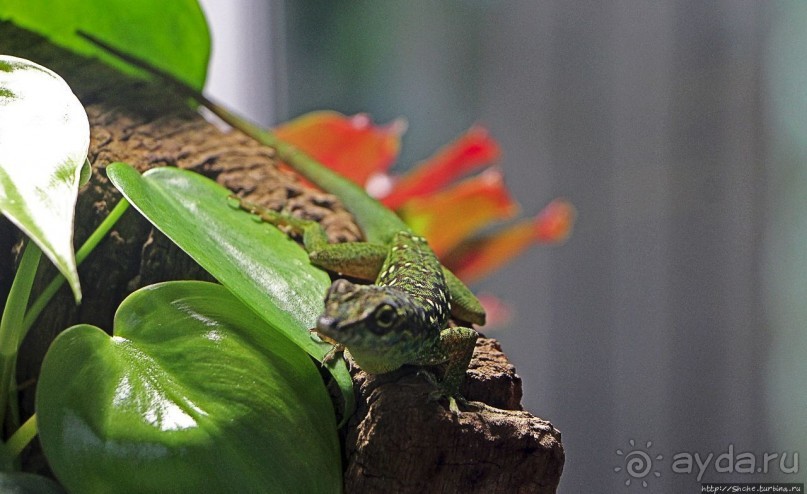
[231, 196, 387, 280]
[443, 267, 486, 326]
[230, 195, 331, 252]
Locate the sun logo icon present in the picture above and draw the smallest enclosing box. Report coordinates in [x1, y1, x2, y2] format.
[614, 439, 663, 488]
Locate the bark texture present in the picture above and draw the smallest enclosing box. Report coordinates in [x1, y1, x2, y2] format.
[344, 338, 564, 493]
[0, 23, 563, 493]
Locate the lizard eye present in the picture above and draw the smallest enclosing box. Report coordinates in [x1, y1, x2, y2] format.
[373, 304, 397, 329]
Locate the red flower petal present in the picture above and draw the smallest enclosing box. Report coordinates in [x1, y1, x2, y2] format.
[274, 111, 406, 185]
[534, 198, 575, 243]
[398, 169, 519, 257]
[444, 199, 575, 283]
[381, 126, 500, 209]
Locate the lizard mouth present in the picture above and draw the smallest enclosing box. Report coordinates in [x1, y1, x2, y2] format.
[316, 316, 345, 341]
[315, 315, 361, 346]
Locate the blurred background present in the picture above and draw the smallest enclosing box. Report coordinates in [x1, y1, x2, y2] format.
[198, 1, 805, 491]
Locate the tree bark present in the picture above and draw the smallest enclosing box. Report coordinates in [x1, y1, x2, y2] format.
[0, 22, 563, 493]
[344, 338, 564, 493]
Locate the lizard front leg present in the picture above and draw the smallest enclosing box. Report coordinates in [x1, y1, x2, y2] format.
[436, 326, 479, 397]
[417, 326, 479, 412]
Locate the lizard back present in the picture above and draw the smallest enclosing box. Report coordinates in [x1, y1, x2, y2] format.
[376, 231, 450, 333]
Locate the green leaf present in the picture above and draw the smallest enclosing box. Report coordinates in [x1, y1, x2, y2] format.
[0, 55, 88, 302]
[0, 472, 66, 494]
[107, 163, 330, 356]
[106, 163, 355, 419]
[36, 281, 341, 494]
[0, 0, 210, 89]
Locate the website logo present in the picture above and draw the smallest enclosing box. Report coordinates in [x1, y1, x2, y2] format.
[614, 439, 664, 488]
[614, 440, 800, 486]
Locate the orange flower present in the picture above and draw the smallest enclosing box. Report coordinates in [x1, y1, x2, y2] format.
[381, 126, 500, 209]
[274, 110, 406, 185]
[272, 111, 574, 288]
[397, 169, 519, 257]
[442, 199, 575, 284]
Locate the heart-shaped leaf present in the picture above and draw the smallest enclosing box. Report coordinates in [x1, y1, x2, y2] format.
[0, 0, 210, 89]
[0, 55, 89, 302]
[106, 163, 354, 417]
[36, 281, 341, 494]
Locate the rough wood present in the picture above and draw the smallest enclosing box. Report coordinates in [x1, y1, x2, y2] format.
[344, 338, 564, 493]
[0, 22, 563, 492]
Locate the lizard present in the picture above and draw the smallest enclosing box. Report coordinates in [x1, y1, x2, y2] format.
[234, 197, 482, 408]
[79, 32, 487, 411]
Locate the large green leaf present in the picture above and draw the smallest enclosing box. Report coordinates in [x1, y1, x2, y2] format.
[0, 55, 88, 301]
[106, 163, 331, 356]
[36, 281, 341, 494]
[106, 163, 354, 417]
[0, 0, 210, 89]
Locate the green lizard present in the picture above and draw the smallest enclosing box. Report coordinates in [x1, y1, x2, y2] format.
[227, 141, 486, 410]
[80, 32, 486, 409]
[235, 199, 482, 405]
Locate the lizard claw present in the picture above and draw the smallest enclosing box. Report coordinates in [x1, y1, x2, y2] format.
[311, 329, 344, 366]
[320, 345, 344, 366]
[418, 369, 466, 414]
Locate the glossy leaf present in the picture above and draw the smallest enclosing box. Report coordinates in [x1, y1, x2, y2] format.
[106, 163, 330, 358]
[0, 56, 89, 301]
[105, 163, 354, 415]
[36, 281, 341, 494]
[399, 169, 519, 257]
[0, 0, 210, 89]
[444, 199, 576, 283]
[275, 110, 405, 185]
[382, 126, 500, 209]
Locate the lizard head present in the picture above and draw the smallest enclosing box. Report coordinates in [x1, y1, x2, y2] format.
[314, 278, 423, 349]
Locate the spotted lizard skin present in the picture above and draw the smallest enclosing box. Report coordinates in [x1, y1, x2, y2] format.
[315, 231, 468, 378]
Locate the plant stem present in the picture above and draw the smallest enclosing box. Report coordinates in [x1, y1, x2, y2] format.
[0, 198, 128, 438]
[21, 198, 130, 336]
[0, 241, 42, 431]
[5, 414, 36, 458]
